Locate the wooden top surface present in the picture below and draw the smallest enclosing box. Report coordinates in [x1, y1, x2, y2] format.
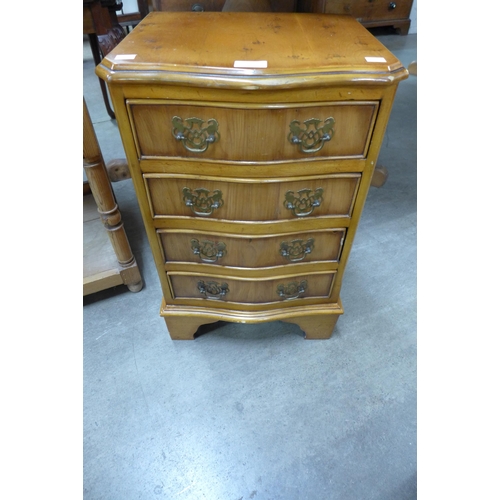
[97, 12, 407, 88]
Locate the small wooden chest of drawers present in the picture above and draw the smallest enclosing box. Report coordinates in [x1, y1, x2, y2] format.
[97, 12, 407, 339]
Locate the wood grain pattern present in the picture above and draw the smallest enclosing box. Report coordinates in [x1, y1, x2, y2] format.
[168, 271, 334, 303]
[128, 100, 378, 162]
[144, 174, 360, 220]
[96, 12, 408, 87]
[157, 228, 345, 268]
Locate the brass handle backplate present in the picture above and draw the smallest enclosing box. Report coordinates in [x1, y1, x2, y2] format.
[182, 187, 223, 216]
[280, 238, 315, 262]
[198, 280, 229, 300]
[172, 116, 219, 153]
[191, 238, 227, 263]
[277, 280, 308, 300]
[284, 188, 324, 217]
[288, 117, 334, 153]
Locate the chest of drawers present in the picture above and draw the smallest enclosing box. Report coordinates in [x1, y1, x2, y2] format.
[97, 11, 408, 339]
[297, 0, 414, 34]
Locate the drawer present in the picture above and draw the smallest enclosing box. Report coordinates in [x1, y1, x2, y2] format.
[168, 271, 335, 303]
[144, 174, 360, 221]
[152, 0, 296, 11]
[128, 100, 378, 162]
[323, 0, 413, 22]
[152, 0, 226, 12]
[158, 228, 346, 267]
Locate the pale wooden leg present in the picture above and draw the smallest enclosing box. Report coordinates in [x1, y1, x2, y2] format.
[164, 316, 219, 340]
[282, 314, 340, 339]
[370, 165, 389, 188]
[83, 98, 144, 295]
[127, 279, 143, 292]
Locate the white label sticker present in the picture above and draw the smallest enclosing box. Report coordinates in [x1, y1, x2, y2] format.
[234, 60, 268, 68]
[365, 56, 387, 63]
[115, 54, 137, 60]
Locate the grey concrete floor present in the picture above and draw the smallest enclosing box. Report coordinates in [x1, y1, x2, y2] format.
[83, 26, 417, 500]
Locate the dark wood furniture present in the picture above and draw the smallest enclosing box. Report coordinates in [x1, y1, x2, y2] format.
[152, 0, 296, 12]
[83, 1, 150, 119]
[297, 0, 414, 34]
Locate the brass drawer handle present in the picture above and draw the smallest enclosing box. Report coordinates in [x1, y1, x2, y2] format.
[280, 238, 315, 262]
[277, 280, 308, 300]
[191, 238, 227, 263]
[288, 117, 334, 153]
[172, 116, 219, 153]
[198, 280, 229, 300]
[284, 188, 323, 217]
[182, 187, 224, 216]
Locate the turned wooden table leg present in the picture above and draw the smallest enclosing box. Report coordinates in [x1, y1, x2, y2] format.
[83, 98, 143, 292]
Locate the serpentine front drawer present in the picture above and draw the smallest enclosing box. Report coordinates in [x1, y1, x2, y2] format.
[168, 271, 335, 303]
[157, 228, 346, 268]
[144, 174, 360, 221]
[127, 100, 379, 162]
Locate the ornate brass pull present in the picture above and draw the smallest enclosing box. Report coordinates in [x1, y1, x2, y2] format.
[284, 188, 323, 217]
[277, 280, 308, 300]
[288, 117, 334, 153]
[172, 116, 219, 153]
[182, 187, 224, 216]
[197, 280, 229, 300]
[191, 239, 227, 263]
[280, 238, 315, 262]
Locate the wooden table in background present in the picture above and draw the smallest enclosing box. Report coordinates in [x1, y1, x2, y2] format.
[83, 98, 143, 296]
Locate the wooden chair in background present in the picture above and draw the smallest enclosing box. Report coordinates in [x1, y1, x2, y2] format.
[83, 0, 150, 119]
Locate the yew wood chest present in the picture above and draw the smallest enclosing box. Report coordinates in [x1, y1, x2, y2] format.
[97, 11, 408, 339]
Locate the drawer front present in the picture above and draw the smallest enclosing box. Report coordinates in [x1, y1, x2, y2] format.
[324, 0, 413, 21]
[158, 228, 346, 267]
[168, 272, 335, 303]
[144, 174, 360, 221]
[152, 0, 226, 12]
[128, 101, 378, 162]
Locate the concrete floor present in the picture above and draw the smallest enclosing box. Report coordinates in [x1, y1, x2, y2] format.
[83, 25, 417, 500]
